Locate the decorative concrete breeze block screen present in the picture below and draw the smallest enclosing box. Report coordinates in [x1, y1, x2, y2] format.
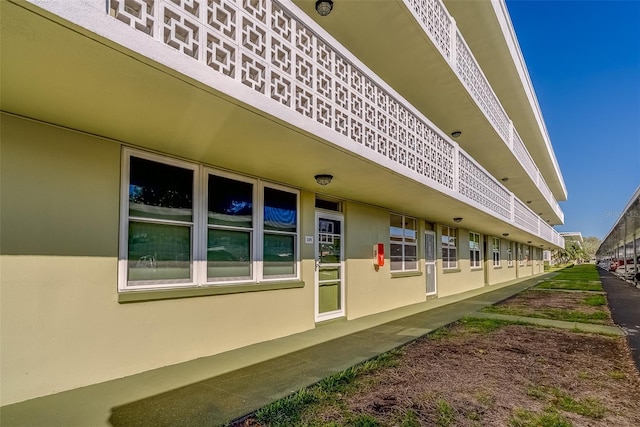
[107, 0, 554, 241]
[108, 0, 456, 190]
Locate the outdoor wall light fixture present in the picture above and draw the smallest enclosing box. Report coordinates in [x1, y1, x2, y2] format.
[453, 217, 463, 223]
[316, 0, 333, 16]
[451, 131, 462, 138]
[314, 174, 333, 185]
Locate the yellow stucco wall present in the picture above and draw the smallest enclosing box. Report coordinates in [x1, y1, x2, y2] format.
[0, 114, 549, 406]
[485, 238, 519, 285]
[0, 115, 316, 405]
[343, 203, 426, 319]
[436, 227, 485, 297]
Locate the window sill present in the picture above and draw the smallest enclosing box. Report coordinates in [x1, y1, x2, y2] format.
[493, 266, 502, 269]
[118, 280, 305, 303]
[442, 268, 461, 273]
[390, 271, 422, 279]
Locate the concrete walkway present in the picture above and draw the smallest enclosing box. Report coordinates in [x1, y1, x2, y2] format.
[599, 268, 640, 371]
[1, 274, 550, 427]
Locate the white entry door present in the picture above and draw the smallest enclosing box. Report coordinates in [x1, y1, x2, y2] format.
[425, 231, 437, 295]
[315, 211, 344, 321]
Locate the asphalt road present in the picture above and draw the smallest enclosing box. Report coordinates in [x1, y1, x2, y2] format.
[599, 268, 640, 371]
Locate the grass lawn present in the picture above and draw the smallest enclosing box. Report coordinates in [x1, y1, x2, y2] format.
[480, 289, 611, 325]
[536, 264, 603, 291]
[551, 264, 601, 281]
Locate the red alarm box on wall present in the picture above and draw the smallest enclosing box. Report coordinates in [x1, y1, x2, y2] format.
[373, 243, 385, 267]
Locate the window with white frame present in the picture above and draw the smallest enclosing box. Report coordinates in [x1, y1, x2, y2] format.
[507, 241, 513, 267]
[119, 150, 299, 291]
[492, 237, 501, 267]
[470, 232, 481, 268]
[442, 226, 457, 269]
[390, 214, 418, 272]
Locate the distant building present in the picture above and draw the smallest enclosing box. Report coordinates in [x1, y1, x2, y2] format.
[561, 232, 584, 248]
[1, 0, 566, 405]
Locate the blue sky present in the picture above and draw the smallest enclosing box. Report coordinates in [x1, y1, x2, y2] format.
[506, 0, 640, 239]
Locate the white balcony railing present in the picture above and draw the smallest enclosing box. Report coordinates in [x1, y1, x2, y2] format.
[405, 0, 563, 222]
[106, 0, 562, 246]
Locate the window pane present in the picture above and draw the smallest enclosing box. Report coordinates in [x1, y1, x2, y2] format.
[442, 241, 450, 261]
[390, 259, 403, 271]
[390, 226, 404, 239]
[390, 242, 402, 271]
[472, 251, 480, 266]
[319, 279, 341, 313]
[129, 156, 193, 222]
[390, 214, 403, 239]
[405, 245, 417, 258]
[207, 229, 251, 279]
[405, 245, 417, 270]
[390, 213, 403, 229]
[263, 233, 295, 276]
[127, 221, 191, 282]
[264, 187, 296, 232]
[405, 259, 418, 270]
[405, 218, 417, 240]
[319, 237, 341, 264]
[208, 175, 253, 228]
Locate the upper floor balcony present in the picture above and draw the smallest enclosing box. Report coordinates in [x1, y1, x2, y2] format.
[295, 0, 566, 223]
[1, 0, 565, 249]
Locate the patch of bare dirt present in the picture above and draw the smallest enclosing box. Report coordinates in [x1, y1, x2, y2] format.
[322, 324, 640, 426]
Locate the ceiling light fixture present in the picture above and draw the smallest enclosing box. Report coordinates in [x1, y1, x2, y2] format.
[315, 0, 333, 16]
[451, 131, 462, 138]
[502, 233, 509, 237]
[501, 177, 509, 182]
[314, 174, 333, 186]
[453, 217, 463, 223]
